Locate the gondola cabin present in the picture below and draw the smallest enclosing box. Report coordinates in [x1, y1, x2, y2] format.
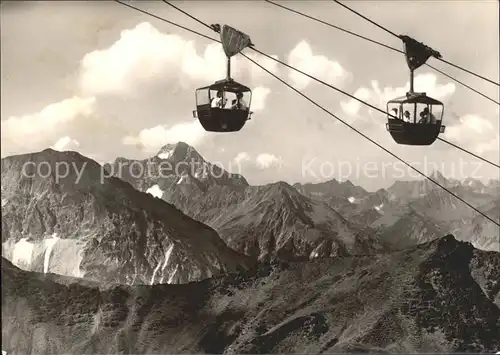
[386, 92, 445, 145]
[193, 79, 253, 132]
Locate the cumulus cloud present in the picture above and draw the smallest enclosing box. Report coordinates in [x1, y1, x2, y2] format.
[251, 86, 272, 111]
[51, 136, 80, 151]
[256, 153, 282, 169]
[79, 22, 280, 97]
[3, 22, 279, 158]
[379, 73, 455, 105]
[232, 152, 284, 170]
[243, 53, 280, 82]
[233, 152, 251, 165]
[1, 96, 96, 153]
[475, 134, 499, 155]
[122, 121, 206, 153]
[445, 114, 499, 155]
[287, 40, 349, 90]
[339, 87, 372, 117]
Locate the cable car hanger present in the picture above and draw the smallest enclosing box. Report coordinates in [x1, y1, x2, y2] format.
[264, 0, 499, 106]
[115, 1, 499, 167]
[192, 24, 255, 132]
[386, 36, 447, 146]
[113, 0, 500, 226]
[331, 0, 500, 88]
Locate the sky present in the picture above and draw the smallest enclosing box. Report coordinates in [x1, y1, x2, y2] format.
[1, 0, 499, 191]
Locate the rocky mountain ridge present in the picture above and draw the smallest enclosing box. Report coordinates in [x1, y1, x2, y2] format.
[1, 148, 254, 285]
[105, 144, 383, 261]
[106, 142, 500, 254]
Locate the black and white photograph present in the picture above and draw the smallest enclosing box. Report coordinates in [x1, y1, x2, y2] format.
[1, 0, 499, 353]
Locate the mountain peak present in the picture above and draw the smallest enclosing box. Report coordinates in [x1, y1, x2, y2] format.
[463, 177, 486, 189]
[430, 169, 444, 179]
[2, 148, 91, 164]
[157, 142, 188, 159]
[156, 142, 203, 163]
[267, 181, 297, 192]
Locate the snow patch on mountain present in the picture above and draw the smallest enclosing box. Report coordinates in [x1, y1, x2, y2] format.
[177, 175, 186, 185]
[159, 244, 175, 284]
[11, 238, 34, 268]
[150, 259, 162, 285]
[157, 146, 174, 160]
[167, 264, 179, 283]
[146, 184, 164, 198]
[193, 164, 209, 180]
[2, 235, 86, 277]
[44, 234, 59, 273]
[309, 251, 319, 259]
[374, 203, 384, 212]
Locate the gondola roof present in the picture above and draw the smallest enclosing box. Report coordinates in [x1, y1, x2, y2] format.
[197, 78, 251, 92]
[387, 92, 443, 105]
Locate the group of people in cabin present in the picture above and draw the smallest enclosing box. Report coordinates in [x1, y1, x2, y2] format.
[391, 106, 437, 124]
[210, 90, 248, 110]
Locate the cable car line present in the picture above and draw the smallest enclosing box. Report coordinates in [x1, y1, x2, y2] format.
[162, 2, 498, 167]
[152, 2, 497, 167]
[438, 139, 499, 169]
[266, 0, 404, 53]
[262, 3, 500, 165]
[161, 0, 215, 33]
[264, 0, 499, 106]
[115, 0, 217, 43]
[332, 0, 400, 39]
[332, 0, 500, 87]
[113, 0, 500, 227]
[256, 45, 500, 167]
[117, 0, 499, 168]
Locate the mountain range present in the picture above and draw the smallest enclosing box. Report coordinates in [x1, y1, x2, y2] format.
[2, 235, 499, 353]
[2, 143, 499, 353]
[104, 143, 387, 262]
[2, 142, 498, 287]
[105, 142, 500, 256]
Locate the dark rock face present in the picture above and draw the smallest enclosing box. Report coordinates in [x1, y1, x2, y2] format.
[2, 235, 499, 353]
[205, 181, 384, 261]
[1, 149, 254, 285]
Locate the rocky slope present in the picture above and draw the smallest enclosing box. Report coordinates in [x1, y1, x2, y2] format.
[208, 181, 384, 261]
[1, 149, 254, 285]
[2, 235, 499, 354]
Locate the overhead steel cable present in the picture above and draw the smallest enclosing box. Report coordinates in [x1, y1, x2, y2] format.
[264, 0, 499, 106]
[256, 42, 500, 169]
[160, 0, 499, 169]
[332, 0, 500, 87]
[114, 0, 500, 227]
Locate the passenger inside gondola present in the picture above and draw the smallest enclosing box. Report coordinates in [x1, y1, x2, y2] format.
[418, 107, 436, 124]
[231, 92, 248, 110]
[403, 110, 411, 122]
[391, 108, 399, 119]
[211, 90, 226, 108]
[428, 107, 437, 124]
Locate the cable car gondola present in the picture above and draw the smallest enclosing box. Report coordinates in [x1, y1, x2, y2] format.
[386, 35, 446, 145]
[193, 24, 254, 132]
